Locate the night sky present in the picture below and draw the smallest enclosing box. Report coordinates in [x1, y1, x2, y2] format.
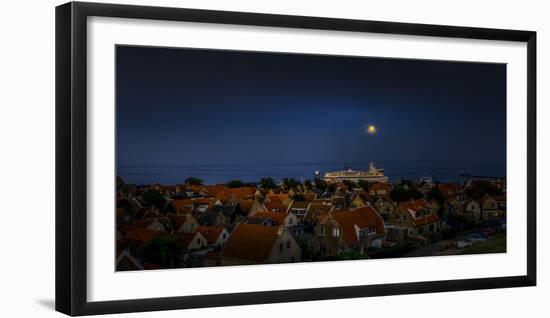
[116, 45, 506, 184]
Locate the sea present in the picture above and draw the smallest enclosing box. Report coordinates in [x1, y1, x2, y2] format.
[117, 161, 506, 186]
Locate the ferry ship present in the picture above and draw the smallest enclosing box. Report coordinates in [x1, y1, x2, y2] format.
[322, 162, 389, 183]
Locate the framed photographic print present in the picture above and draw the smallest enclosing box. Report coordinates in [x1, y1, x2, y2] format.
[55, 1, 536, 316]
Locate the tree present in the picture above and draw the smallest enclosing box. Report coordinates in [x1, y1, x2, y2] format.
[327, 182, 338, 193]
[427, 187, 445, 205]
[465, 180, 503, 200]
[259, 177, 277, 190]
[390, 182, 423, 202]
[164, 203, 176, 214]
[314, 178, 328, 192]
[184, 177, 203, 186]
[304, 179, 313, 190]
[137, 235, 182, 268]
[342, 180, 357, 190]
[357, 180, 370, 192]
[281, 177, 300, 189]
[226, 179, 245, 188]
[141, 188, 165, 207]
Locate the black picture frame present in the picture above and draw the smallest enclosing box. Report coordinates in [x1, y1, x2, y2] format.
[55, 1, 537, 316]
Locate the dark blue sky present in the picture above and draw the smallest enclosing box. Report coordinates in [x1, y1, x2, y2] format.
[116, 45, 506, 176]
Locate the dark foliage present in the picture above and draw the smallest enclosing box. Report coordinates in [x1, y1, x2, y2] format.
[137, 235, 182, 268]
[259, 177, 277, 190]
[185, 177, 204, 186]
[141, 188, 165, 207]
[226, 179, 245, 188]
[465, 180, 503, 200]
[390, 181, 423, 202]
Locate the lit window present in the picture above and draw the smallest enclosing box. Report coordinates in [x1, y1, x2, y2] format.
[332, 228, 340, 237]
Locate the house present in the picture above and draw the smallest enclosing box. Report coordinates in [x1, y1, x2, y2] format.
[429, 199, 440, 214]
[116, 249, 144, 271]
[303, 202, 333, 224]
[198, 209, 229, 228]
[264, 193, 291, 208]
[373, 197, 395, 221]
[437, 183, 462, 200]
[248, 198, 267, 216]
[174, 231, 208, 251]
[418, 180, 434, 196]
[444, 199, 464, 216]
[212, 186, 258, 204]
[132, 206, 158, 220]
[331, 196, 346, 210]
[263, 201, 288, 213]
[287, 200, 310, 218]
[313, 206, 386, 257]
[145, 217, 173, 233]
[350, 191, 369, 208]
[125, 228, 165, 246]
[389, 199, 439, 241]
[228, 198, 254, 215]
[236, 215, 276, 227]
[301, 193, 317, 201]
[201, 203, 245, 226]
[249, 211, 298, 227]
[480, 196, 504, 220]
[203, 184, 226, 197]
[368, 183, 392, 197]
[220, 224, 301, 265]
[196, 226, 230, 247]
[170, 198, 215, 214]
[463, 199, 481, 221]
[167, 213, 199, 233]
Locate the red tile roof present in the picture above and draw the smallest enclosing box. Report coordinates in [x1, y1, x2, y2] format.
[250, 211, 288, 226]
[437, 183, 461, 197]
[171, 198, 216, 212]
[399, 199, 438, 226]
[331, 206, 385, 245]
[125, 228, 164, 245]
[370, 183, 392, 192]
[167, 213, 194, 230]
[197, 226, 226, 244]
[221, 224, 281, 263]
[263, 201, 287, 213]
[174, 232, 200, 248]
[207, 186, 257, 201]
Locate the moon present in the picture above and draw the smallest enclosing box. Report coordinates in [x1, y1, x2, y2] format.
[366, 125, 377, 134]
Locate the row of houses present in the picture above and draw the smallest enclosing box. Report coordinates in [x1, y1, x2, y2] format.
[116, 177, 505, 270]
